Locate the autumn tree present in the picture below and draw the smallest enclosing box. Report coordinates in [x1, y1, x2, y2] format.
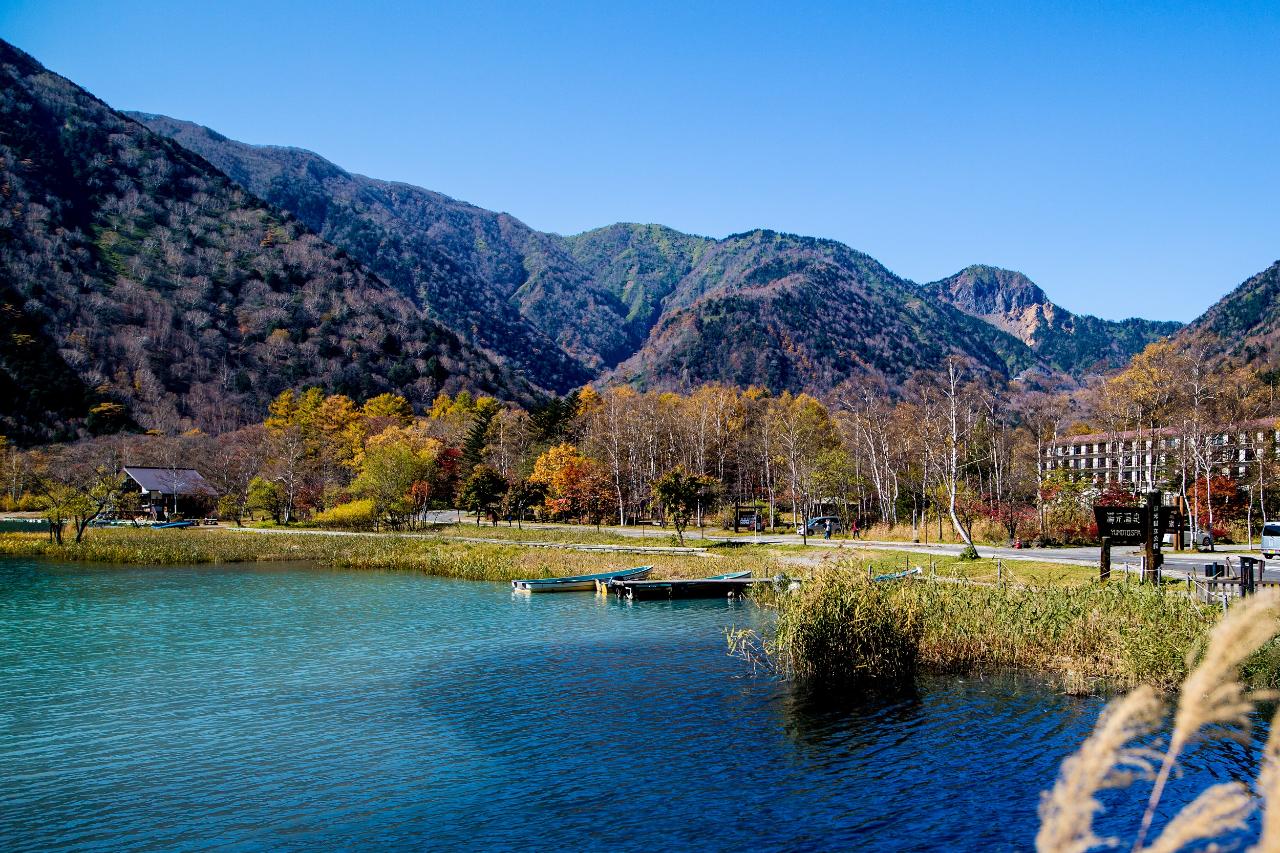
[459, 465, 507, 525]
[581, 386, 639, 526]
[767, 392, 834, 542]
[483, 407, 536, 483]
[652, 467, 721, 546]
[529, 442, 610, 523]
[350, 425, 442, 529]
[29, 438, 127, 543]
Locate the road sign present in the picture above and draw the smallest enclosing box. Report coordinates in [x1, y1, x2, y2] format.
[1158, 506, 1189, 533]
[1094, 506, 1147, 545]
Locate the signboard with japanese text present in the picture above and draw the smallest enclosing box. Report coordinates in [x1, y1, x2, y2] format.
[1158, 506, 1186, 533]
[1094, 506, 1147, 545]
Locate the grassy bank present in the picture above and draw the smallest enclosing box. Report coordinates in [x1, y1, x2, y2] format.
[771, 545, 1098, 586]
[298, 520, 681, 548]
[747, 565, 1271, 692]
[0, 528, 775, 582]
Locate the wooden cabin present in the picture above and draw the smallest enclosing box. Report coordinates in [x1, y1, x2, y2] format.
[122, 466, 218, 521]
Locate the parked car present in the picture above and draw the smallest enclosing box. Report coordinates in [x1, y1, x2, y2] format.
[1190, 529, 1214, 551]
[1262, 523, 1280, 559]
[797, 516, 843, 536]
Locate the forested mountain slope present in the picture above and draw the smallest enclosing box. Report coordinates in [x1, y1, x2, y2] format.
[608, 231, 1040, 392]
[1175, 260, 1280, 373]
[0, 40, 523, 441]
[559, 223, 715, 342]
[133, 113, 632, 386]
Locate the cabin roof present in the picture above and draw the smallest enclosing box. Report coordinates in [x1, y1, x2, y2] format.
[123, 466, 217, 496]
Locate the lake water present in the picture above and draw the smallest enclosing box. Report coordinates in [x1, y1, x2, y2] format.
[0, 559, 1265, 851]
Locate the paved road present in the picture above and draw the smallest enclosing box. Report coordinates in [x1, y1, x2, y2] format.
[229, 510, 1274, 583]
[448, 513, 1274, 582]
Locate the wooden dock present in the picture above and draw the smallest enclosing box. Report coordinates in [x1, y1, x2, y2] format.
[603, 576, 768, 600]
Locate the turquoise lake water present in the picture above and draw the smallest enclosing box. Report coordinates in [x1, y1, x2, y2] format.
[0, 559, 1265, 851]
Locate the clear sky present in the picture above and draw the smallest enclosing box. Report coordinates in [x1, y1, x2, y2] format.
[3, 0, 1277, 322]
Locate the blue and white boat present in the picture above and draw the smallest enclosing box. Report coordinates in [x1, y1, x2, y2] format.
[512, 565, 653, 593]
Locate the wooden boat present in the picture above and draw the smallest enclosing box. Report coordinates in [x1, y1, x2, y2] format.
[610, 570, 757, 600]
[512, 565, 653, 593]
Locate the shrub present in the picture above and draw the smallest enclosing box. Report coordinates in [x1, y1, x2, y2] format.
[312, 499, 378, 531]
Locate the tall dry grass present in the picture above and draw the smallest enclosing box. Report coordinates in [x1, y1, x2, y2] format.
[767, 569, 922, 685]
[1036, 592, 1280, 852]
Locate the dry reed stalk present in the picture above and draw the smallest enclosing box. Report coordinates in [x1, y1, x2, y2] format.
[1133, 592, 1280, 851]
[1252, 707, 1280, 853]
[1036, 685, 1164, 853]
[1139, 782, 1253, 853]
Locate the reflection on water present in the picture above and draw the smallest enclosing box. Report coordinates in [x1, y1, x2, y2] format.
[0, 559, 1266, 851]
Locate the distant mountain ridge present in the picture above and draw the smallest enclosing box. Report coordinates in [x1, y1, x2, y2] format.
[598, 229, 1042, 391]
[136, 114, 1061, 392]
[135, 113, 1189, 392]
[925, 265, 1183, 375]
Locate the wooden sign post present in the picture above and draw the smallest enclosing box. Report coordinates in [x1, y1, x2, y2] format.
[1144, 491, 1162, 584]
[1094, 496, 1163, 584]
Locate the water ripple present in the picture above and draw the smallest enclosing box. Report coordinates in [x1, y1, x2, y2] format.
[0, 560, 1266, 851]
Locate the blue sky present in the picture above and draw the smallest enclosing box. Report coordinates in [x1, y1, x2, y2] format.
[3, 0, 1277, 322]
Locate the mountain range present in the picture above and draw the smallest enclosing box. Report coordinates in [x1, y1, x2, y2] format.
[128, 113, 1180, 394]
[2, 38, 1272, 442]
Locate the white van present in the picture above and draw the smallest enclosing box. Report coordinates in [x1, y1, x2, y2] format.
[1262, 523, 1280, 559]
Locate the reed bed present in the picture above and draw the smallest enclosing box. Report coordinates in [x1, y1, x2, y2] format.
[748, 563, 1259, 691]
[295, 518, 729, 548]
[360, 522, 680, 548]
[0, 528, 776, 583]
[765, 569, 923, 685]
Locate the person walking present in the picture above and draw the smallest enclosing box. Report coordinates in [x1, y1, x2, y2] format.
[823, 518, 832, 540]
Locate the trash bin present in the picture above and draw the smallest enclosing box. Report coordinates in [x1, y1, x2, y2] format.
[1239, 557, 1261, 595]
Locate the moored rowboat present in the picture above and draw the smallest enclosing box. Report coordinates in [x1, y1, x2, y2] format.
[512, 565, 652, 593]
[609, 570, 757, 600]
